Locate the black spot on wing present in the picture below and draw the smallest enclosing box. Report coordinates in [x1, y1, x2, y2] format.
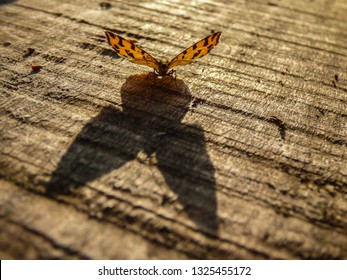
[106, 31, 116, 39]
[105, 32, 112, 45]
[125, 49, 135, 58]
[131, 44, 135, 51]
[192, 44, 197, 50]
[212, 32, 220, 40]
[216, 36, 220, 44]
[203, 37, 209, 47]
[192, 49, 202, 59]
[118, 37, 124, 47]
[181, 49, 188, 59]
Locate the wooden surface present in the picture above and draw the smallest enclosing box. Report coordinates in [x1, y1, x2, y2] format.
[1, 0, 347, 259]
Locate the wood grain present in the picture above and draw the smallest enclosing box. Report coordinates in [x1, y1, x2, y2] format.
[1, 0, 346, 259]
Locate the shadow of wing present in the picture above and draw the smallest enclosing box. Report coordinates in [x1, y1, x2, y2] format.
[156, 124, 218, 236]
[121, 74, 219, 235]
[46, 106, 139, 194]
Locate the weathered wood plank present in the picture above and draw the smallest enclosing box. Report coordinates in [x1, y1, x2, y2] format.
[1, 0, 347, 259]
[0, 179, 188, 259]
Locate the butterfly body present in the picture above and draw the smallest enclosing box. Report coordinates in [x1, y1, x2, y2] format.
[105, 31, 221, 77]
[156, 59, 171, 76]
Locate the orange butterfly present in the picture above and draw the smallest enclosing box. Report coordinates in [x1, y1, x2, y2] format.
[105, 31, 221, 77]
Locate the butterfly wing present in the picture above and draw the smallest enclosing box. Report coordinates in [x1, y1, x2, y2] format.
[105, 31, 160, 72]
[167, 32, 221, 70]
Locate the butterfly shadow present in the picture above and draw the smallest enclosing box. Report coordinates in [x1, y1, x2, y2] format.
[46, 74, 218, 237]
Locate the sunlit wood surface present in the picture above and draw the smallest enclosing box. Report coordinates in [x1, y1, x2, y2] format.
[1, 0, 346, 259]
